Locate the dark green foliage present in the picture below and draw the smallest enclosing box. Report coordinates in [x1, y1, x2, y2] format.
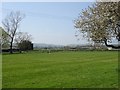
[18, 40, 33, 51]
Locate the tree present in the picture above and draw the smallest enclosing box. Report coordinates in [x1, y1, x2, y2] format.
[2, 11, 25, 53]
[18, 40, 33, 51]
[0, 27, 2, 52]
[0, 27, 10, 49]
[14, 32, 32, 48]
[74, 2, 120, 48]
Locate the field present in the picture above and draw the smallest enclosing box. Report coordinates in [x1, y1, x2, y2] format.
[2, 51, 118, 88]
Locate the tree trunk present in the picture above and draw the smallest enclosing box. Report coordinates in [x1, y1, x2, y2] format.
[104, 38, 120, 49]
[10, 38, 13, 54]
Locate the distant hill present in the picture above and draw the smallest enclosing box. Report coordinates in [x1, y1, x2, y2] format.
[33, 43, 64, 49]
[33, 43, 119, 50]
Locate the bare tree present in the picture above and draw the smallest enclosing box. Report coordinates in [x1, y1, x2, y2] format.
[2, 11, 25, 53]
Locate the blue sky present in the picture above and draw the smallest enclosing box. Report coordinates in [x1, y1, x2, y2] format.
[1, 2, 94, 45]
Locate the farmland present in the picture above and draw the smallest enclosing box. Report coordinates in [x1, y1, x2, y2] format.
[2, 51, 118, 88]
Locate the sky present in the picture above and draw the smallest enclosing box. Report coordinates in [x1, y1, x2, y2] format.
[1, 2, 94, 45]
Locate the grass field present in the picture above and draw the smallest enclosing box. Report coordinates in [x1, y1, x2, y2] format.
[2, 51, 118, 88]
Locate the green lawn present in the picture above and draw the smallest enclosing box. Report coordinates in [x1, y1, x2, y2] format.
[2, 51, 118, 88]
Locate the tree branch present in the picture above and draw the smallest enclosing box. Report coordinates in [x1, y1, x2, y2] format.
[104, 38, 120, 49]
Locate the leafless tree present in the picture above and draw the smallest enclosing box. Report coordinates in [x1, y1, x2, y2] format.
[2, 11, 25, 53]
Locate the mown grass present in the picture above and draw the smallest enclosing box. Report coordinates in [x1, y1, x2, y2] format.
[2, 51, 118, 88]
